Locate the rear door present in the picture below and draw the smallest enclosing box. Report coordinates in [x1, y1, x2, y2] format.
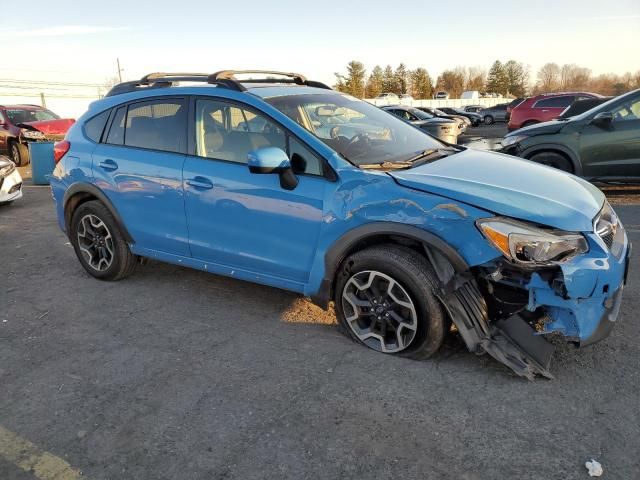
[580, 94, 640, 178]
[91, 97, 190, 256]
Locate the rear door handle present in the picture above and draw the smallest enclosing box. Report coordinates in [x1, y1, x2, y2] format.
[186, 176, 214, 189]
[98, 159, 118, 171]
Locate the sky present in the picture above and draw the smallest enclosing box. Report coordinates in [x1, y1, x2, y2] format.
[1, 0, 639, 102]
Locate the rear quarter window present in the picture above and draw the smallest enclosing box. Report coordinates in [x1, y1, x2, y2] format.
[83, 110, 110, 143]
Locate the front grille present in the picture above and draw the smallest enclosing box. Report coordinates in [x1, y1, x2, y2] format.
[8, 182, 22, 194]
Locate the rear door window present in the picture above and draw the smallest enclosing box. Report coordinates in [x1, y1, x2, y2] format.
[124, 99, 187, 153]
[105, 107, 126, 145]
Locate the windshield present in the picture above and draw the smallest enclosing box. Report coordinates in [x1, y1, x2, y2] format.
[266, 93, 444, 166]
[6, 108, 59, 124]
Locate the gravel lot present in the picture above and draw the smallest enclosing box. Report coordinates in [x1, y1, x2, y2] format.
[1, 166, 639, 479]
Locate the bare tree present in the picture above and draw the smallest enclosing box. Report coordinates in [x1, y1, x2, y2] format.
[536, 63, 561, 92]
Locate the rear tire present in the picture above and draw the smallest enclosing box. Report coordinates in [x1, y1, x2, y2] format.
[70, 200, 138, 280]
[483, 115, 494, 125]
[529, 151, 574, 173]
[334, 245, 448, 360]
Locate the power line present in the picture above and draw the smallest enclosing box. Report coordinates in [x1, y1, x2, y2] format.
[0, 78, 106, 87]
[0, 92, 101, 99]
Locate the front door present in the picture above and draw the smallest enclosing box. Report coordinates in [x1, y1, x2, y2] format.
[92, 98, 190, 256]
[183, 98, 326, 285]
[580, 94, 640, 178]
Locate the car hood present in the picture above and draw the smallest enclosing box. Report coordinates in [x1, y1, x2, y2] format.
[389, 149, 604, 232]
[508, 119, 567, 136]
[19, 118, 75, 135]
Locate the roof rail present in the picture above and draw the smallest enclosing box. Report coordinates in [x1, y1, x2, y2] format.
[105, 69, 331, 97]
[208, 70, 331, 90]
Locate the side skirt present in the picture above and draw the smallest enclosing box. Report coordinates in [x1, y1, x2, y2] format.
[130, 246, 307, 294]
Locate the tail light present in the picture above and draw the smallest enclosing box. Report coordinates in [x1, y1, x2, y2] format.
[53, 140, 70, 163]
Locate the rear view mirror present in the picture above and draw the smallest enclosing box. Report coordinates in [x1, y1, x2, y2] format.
[247, 147, 298, 190]
[315, 105, 337, 116]
[591, 111, 613, 129]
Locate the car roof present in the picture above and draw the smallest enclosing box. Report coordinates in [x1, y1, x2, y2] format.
[245, 84, 334, 98]
[0, 104, 47, 110]
[531, 91, 601, 99]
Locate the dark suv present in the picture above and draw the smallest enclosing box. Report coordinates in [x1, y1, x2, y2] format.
[502, 89, 640, 181]
[0, 105, 74, 165]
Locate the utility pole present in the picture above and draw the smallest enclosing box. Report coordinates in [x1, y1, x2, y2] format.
[117, 58, 124, 83]
[40, 92, 46, 108]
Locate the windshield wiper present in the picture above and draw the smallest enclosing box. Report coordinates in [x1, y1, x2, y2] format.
[360, 161, 413, 170]
[406, 148, 457, 167]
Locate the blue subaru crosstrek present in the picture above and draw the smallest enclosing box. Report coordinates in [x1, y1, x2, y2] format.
[50, 71, 631, 379]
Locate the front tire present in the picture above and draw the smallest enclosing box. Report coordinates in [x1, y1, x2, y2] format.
[70, 200, 138, 280]
[335, 245, 448, 359]
[529, 151, 574, 173]
[483, 115, 494, 125]
[9, 141, 29, 167]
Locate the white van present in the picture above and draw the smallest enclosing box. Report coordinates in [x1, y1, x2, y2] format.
[461, 90, 480, 100]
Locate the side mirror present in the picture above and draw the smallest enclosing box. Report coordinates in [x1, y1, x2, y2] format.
[591, 111, 613, 129]
[247, 147, 298, 190]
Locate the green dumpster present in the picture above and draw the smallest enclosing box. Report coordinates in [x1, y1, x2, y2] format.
[28, 142, 55, 185]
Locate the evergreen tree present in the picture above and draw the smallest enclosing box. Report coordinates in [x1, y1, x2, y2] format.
[486, 60, 508, 95]
[382, 65, 397, 93]
[395, 63, 410, 94]
[503, 60, 527, 96]
[334, 61, 366, 98]
[410, 68, 433, 99]
[365, 65, 384, 98]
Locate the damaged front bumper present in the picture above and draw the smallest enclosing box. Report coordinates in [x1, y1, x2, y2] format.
[442, 220, 630, 380]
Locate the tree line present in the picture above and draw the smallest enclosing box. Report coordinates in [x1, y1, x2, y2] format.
[334, 60, 640, 99]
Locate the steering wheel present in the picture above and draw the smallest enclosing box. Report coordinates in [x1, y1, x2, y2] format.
[344, 133, 371, 156]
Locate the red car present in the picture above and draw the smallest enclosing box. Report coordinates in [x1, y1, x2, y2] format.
[507, 92, 601, 131]
[0, 105, 75, 166]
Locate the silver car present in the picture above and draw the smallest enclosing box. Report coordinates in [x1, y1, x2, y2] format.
[381, 106, 459, 143]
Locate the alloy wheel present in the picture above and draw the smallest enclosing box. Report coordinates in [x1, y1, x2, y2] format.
[77, 214, 114, 271]
[341, 270, 418, 353]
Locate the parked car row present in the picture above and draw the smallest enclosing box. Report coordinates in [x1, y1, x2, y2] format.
[380, 106, 460, 143]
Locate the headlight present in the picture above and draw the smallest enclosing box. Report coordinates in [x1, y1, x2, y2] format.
[0, 162, 15, 177]
[477, 217, 588, 265]
[21, 129, 46, 140]
[501, 134, 527, 147]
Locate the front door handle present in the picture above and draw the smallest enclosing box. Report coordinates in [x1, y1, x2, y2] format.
[186, 176, 214, 189]
[98, 159, 118, 171]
